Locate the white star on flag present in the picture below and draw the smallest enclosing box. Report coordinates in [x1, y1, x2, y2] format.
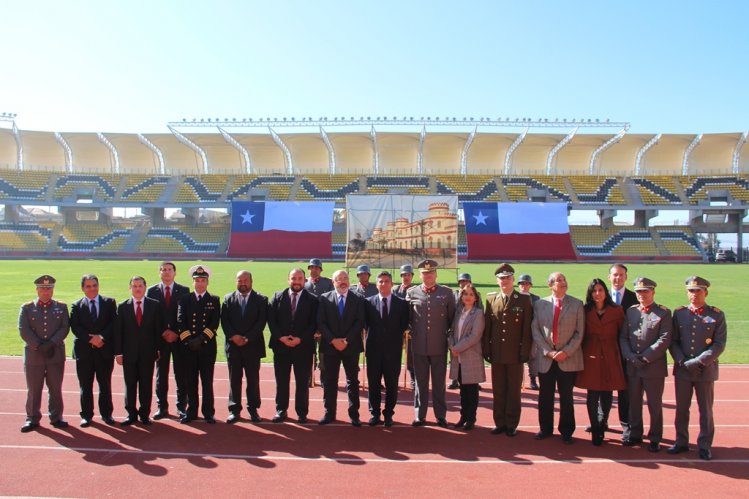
[240, 210, 255, 224]
[473, 211, 488, 225]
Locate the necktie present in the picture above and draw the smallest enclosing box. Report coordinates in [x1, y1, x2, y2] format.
[240, 295, 247, 314]
[136, 301, 143, 326]
[552, 298, 561, 346]
[197, 294, 202, 303]
[615, 290, 621, 305]
[382, 297, 388, 320]
[90, 299, 97, 320]
[291, 292, 298, 317]
[165, 285, 171, 307]
[338, 295, 345, 317]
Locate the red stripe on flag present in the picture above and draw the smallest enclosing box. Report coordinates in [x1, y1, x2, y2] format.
[466, 233, 577, 260]
[228, 230, 332, 258]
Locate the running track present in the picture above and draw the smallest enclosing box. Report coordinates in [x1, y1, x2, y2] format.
[1, 356, 747, 497]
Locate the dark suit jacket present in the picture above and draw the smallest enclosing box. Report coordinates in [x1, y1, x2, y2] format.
[221, 289, 268, 358]
[619, 288, 638, 311]
[113, 296, 163, 364]
[268, 288, 318, 353]
[364, 294, 409, 358]
[146, 281, 190, 332]
[317, 290, 365, 355]
[70, 295, 117, 359]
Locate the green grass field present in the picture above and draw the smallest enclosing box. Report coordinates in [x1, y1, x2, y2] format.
[2, 260, 746, 363]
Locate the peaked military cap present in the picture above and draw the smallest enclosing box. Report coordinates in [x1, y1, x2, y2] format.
[34, 275, 56, 288]
[417, 259, 438, 273]
[189, 265, 212, 279]
[633, 277, 657, 291]
[494, 263, 515, 278]
[685, 276, 710, 290]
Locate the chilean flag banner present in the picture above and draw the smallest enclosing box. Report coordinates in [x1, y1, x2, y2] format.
[227, 201, 335, 258]
[463, 202, 577, 260]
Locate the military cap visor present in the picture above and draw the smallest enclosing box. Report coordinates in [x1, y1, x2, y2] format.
[417, 259, 438, 273]
[34, 275, 56, 288]
[685, 276, 710, 290]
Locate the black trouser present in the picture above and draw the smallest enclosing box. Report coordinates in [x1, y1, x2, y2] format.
[123, 359, 155, 419]
[598, 357, 629, 427]
[183, 341, 217, 419]
[274, 349, 312, 417]
[587, 390, 613, 436]
[538, 360, 577, 437]
[155, 340, 186, 414]
[458, 366, 479, 422]
[227, 349, 261, 415]
[366, 349, 401, 418]
[76, 350, 114, 419]
[321, 348, 360, 420]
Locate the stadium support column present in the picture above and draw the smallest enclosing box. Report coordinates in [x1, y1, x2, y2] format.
[4, 204, 20, 223]
[182, 208, 199, 226]
[598, 209, 616, 229]
[143, 207, 165, 226]
[634, 209, 656, 229]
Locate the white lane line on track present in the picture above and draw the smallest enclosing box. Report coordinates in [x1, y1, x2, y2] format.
[0, 444, 746, 464]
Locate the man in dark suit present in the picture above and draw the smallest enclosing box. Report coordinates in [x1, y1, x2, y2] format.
[531, 272, 585, 444]
[70, 274, 117, 427]
[221, 270, 268, 424]
[394, 264, 416, 389]
[668, 276, 727, 461]
[317, 269, 365, 426]
[483, 264, 533, 436]
[178, 265, 221, 424]
[146, 261, 190, 419]
[601, 262, 638, 432]
[268, 268, 319, 423]
[619, 277, 672, 452]
[114, 276, 163, 426]
[19, 275, 70, 433]
[364, 271, 409, 427]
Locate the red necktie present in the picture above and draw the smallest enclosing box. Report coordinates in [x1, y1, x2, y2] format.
[552, 298, 561, 346]
[291, 292, 298, 317]
[165, 285, 171, 307]
[136, 301, 143, 326]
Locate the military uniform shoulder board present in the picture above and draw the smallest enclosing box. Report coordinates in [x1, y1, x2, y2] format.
[675, 306, 686, 311]
[24, 300, 34, 306]
[487, 291, 498, 296]
[712, 306, 721, 313]
[659, 304, 669, 311]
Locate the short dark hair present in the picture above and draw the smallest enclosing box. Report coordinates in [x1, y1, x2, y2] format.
[376, 271, 393, 280]
[160, 261, 176, 271]
[130, 275, 147, 286]
[608, 263, 628, 274]
[80, 274, 99, 288]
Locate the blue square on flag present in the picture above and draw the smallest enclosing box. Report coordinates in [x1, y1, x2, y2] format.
[464, 202, 499, 234]
[232, 202, 265, 233]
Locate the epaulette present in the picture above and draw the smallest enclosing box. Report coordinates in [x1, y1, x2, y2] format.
[179, 330, 191, 341]
[711, 306, 721, 313]
[23, 301, 34, 306]
[675, 306, 686, 311]
[487, 292, 498, 296]
[659, 304, 670, 311]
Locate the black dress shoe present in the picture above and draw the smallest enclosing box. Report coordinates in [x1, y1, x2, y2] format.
[562, 435, 574, 445]
[180, 416, 194, 425]
[534, 431, 551, 440]
[51, 420, 69, 429]
[447, 380, 459, 389]
[454, 417, 466, 428]
[412, 419, 426, 427]
[584, 425, 593, 433]
[592, 433, 604, 446]
[319, 415, 334, 425]
[368, 416, 382, 426]
[205, 416, 217, 424]
[271, 411, 286, 423]
[351, 418, 362, 427]
[648, 442, 660, 453]
[491, 426, 507, 435]
[622, 438, 642, 447]
[140, 417, 153, 426]
[384, 416, 393, 427]
[436, 418, 448, 428]
[506, 428, 518, 437]
[227, 413, 241, 424]
[80, 418, 92, 428]
[153, 410, 169, 420]
[121, 417, 136, 426]
[249, 411, 261, 423]
[667, 444, 689, 455]
[102, 416, 116, 426]
[530, 378, 539, 390]
[464, 421, 475, 431]
[698, 448, 712, 461]
[297, 415, 308, 424]
[21, 421, 39, 433]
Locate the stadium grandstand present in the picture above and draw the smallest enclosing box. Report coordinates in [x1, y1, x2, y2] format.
[0, 115, 747, 262]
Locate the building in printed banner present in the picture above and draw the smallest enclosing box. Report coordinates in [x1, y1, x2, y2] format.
[365, 202, 457, 252]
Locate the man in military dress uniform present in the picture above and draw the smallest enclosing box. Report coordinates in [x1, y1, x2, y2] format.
[483, 264, 533, 436]
[18, 275, 70, 432]
[406, 259, 456, 427]
[394, 264, 416, 389]
[178, 266, 221, 424]
[619, 277, 672, 452]
[221, 270, 268, 423]
[146, 261, 190, 419]
[351, 265, 378, 298]
[70, 274, 117, 426]
[667, 276, 727, 461]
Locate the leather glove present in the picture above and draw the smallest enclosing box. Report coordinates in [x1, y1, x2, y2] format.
[683, 358, 703, 374]
[186, 335, 203, 352]
[630, 357, 645, 369]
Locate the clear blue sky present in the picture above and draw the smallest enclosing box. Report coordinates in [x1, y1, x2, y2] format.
[2, 0, 747, 134]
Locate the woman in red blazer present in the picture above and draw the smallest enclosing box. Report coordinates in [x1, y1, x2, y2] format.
[576, 278, 626, 446]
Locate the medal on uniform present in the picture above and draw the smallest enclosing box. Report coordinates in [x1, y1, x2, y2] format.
[705, 338, 713, 345]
